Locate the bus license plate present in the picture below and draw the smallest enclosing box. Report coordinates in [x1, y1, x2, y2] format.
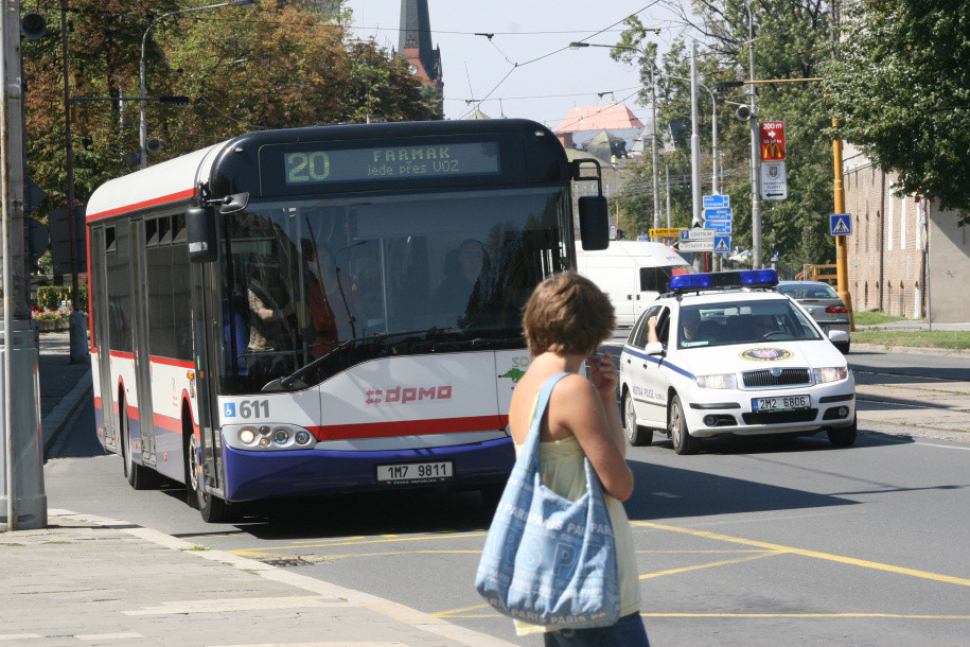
[752, 395, 810, 413]
[376, 461, 454, 485]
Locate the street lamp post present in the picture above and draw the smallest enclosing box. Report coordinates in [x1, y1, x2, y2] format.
[139, 0, 253, 169]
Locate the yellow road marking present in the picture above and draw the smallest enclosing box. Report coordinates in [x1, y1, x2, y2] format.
[640, 550, 785, 580]
[634, 521, 970, 587]
[434, 603, 494, 618]
[229, 531, 487, 557]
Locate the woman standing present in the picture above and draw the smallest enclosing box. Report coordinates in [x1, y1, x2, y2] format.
[506, 272, 648, 646]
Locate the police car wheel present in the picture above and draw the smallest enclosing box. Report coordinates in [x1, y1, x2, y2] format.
[623, 390, 653, 446]
[827, 417, 857, 448]
[669, 395, 699, 455]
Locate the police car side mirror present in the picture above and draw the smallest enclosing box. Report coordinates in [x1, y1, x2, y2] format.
[828, 330, 849, 344]
[644, 341, 665, 356]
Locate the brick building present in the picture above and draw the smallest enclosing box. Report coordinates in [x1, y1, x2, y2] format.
[842, 143, 970, 322]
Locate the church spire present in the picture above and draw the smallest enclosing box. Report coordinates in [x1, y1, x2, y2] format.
[399, 0, 443, 96]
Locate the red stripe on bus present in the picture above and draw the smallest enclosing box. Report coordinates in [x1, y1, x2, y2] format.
[110, 350, 135, 360]
[151, 356, 195, 369]
[310, 415, 508, 441]
[154, 413, 182, 433]
[86, 188, 196, 221]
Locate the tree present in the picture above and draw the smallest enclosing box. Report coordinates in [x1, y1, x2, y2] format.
[22, 0, 440, 221]
[614, 1, 838, 267]
[823, 0, 970, 224]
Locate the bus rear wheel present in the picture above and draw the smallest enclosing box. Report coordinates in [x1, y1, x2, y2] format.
[120, 395, 160, 490]
[186, 433, 235, 523]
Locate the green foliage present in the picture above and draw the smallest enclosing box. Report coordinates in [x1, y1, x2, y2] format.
[22, 0, 440, 220]
[36, 285, 87, 311]
[823, 0, 970, 224]
[616, 1, 838, 265]
[853, 311, 907, 326]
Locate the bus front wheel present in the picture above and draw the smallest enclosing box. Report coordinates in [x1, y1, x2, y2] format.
[186, 433, 235, 523]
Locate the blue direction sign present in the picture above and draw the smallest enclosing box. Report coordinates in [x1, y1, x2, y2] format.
[703, 194, 730, 209]
[713, 235, 732, 254]
[830, 213, 852, 236]
[703, 207, 733, 221]
[705, 220, 732, 233]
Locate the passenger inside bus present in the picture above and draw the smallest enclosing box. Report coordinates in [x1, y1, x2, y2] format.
[430, 238, 488, 321]
[246, 260, 298, 381]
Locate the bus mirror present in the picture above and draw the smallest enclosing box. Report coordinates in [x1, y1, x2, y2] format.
[578, 195, 609, 250]
[186, 206, 218, 263]
[219, 192, 249, 214]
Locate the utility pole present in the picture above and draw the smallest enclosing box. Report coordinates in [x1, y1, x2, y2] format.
[745, 0, 762, 269]
[689, 42, 703, 271]
[1, 0, 46, 531]
[832, 125, 854, 328]
[649, 64, 661, 230]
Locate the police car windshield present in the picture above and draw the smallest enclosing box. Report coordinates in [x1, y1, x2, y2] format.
[678, 299, 822, 349]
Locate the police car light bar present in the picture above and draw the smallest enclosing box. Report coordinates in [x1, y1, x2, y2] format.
[669, 269, 778, 293]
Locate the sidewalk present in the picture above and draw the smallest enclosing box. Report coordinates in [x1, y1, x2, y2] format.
[6, 333, 516, 647]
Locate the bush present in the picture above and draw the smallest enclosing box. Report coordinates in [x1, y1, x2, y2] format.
[36, 285, 87, 312]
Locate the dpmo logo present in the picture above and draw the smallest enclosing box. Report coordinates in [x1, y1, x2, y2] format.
[366, 384, 453, 405]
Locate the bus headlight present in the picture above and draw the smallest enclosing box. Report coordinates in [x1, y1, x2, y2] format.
[224, 424, 315, 451]
[273, 427, 290, 444]
[238, 427, 257, 445]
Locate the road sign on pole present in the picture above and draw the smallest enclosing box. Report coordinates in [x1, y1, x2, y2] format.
[830, 213, 852, 236]
[703, 194, 729, 209]
[703, 207, 733, 221]
[760, 121, 786, 161]
[680, 228, 715, 241]
[713, 235, 732, 254]
[761, 161, 788, 201]
[650, 227, 686, 238]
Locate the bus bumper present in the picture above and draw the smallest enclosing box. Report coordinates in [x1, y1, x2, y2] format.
[222, 436, 514, 502]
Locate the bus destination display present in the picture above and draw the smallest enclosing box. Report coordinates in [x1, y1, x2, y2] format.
[283, 142, 501, 185]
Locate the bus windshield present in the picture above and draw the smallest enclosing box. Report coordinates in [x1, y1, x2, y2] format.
[220, 186, 567, 393]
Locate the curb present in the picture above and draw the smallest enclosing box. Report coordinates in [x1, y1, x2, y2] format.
[49, 509, 518, 647]
[42, 371, 93, 456]
[850, 343, 970, 357]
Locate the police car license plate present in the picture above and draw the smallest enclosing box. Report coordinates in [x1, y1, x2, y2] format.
[752, 395, 810, 412]
[376, 460, 453, 485]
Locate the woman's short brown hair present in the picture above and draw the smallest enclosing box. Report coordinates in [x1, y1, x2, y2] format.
[522, 272, 616, 356]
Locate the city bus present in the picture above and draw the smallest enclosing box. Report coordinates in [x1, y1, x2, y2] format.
[86, 119, 609, 522]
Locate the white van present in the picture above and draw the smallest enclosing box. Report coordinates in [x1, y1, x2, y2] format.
[575, 240, 693, 327]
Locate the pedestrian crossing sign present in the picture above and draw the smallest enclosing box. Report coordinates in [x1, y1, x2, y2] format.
[713, 235, 731, 254]
[830, 214, 852, 236]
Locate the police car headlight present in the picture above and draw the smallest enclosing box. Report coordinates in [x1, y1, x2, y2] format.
[813, 367, 848, 384]
[695, 373, 737, 389]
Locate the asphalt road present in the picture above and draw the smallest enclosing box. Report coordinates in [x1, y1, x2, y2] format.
[44, 350, 970, 646]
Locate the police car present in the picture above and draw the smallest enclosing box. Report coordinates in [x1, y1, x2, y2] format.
[619, 269, 855, 454]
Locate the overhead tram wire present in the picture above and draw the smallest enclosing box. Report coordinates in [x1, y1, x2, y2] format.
[458, 1, 665, 119]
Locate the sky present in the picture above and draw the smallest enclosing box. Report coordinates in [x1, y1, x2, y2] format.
[344, 1, 687, 130]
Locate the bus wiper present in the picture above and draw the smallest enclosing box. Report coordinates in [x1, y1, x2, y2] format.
[265, 327, 461, 392]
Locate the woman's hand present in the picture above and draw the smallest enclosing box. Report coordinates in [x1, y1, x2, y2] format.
[588, 350, 618, 400]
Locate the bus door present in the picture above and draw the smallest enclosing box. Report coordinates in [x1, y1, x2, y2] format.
[130, 219, 156, 466]
[190, 260, 224, 497]
[89, 225, 116, 449]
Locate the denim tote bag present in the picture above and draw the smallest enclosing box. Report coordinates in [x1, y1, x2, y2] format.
[475, 372, 621, 629]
